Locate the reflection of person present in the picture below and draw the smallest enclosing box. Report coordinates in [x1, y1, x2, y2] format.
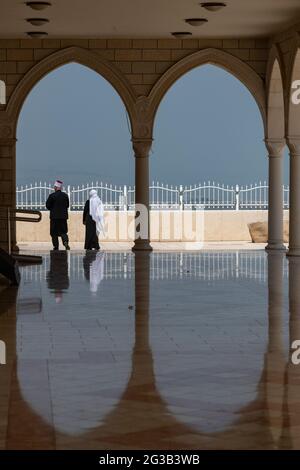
[46, 180, 70, 251]
[83, 190, 104, 251]
[83, 250, 97, 281]
[83, 251, 105, 294]
[46, 251, 69, 303]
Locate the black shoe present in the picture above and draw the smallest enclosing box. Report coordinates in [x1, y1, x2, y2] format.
[64, 242, 70, 250]
[52, 247, 59, 251]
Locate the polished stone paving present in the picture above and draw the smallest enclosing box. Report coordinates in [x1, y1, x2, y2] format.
[0, 250, 300, 449]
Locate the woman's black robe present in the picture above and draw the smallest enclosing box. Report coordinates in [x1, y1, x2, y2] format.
[83, 200, 100, 250]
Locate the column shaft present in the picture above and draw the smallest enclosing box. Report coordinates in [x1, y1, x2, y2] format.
[132, 139, 152, 252]
[265, 139, 286, 252]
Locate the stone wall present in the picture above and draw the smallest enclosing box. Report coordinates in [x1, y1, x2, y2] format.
[16, 210, 289, 243]
[0, 37, 269, 103]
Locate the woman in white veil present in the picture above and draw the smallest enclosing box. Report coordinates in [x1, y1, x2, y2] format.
[83, 190, 105, 250]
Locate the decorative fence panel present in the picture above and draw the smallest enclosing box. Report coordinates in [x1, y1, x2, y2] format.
[150, 183, 180, 210]
[16, 183, 53, 210]
[239, 183, 268, 210]
[70, 183, 127, 210]
[16, 181, 290, 211]
[182, 183, 236, 210]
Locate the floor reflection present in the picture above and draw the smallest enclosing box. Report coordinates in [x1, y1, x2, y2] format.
[1, 250, 300, 449]
[46, 251, 70, 303]
[83, 251, 105, 294]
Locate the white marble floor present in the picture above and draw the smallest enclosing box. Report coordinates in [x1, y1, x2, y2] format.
[0, 250, 299, 449]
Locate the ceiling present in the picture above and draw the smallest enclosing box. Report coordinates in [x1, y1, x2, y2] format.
[0, 0, 300, 38]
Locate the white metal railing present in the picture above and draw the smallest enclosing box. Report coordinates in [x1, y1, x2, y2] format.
[16, 181, 290, 211]
[71, 183, 128, 210]
[16, 183, 53, 210]
[182, 182, 236, 210]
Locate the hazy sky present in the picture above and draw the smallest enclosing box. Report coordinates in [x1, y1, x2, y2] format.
[17, 62, 289, 187]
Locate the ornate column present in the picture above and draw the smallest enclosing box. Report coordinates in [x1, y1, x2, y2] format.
[132, 138, 152, 252]
[287, 138, 300, 256]
[265, 138, 286, 252]
[0, 123, 17, 252]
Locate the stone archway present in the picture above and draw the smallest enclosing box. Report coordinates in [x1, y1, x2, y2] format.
[138, 48, 268, 250]
[147, 48, 266, 135]
[6, 46, 137, 133]
[0, 47, 142, 251]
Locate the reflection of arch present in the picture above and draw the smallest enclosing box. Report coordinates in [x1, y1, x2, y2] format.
[5, 252, 295, 450]
[6, 46, 136, 134]
[265, 45, 285, 139]
[286, 258, 300, 449]
[149, 48, 266, 134]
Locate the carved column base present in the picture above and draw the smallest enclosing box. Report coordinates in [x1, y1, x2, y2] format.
[265, 242, 286, 252]
[132, 239, 152, 252]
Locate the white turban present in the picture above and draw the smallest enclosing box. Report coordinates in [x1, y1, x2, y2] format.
[54, 180, 63, 189]
[89, 190, 105, 236]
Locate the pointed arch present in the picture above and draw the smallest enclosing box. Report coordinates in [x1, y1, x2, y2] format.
[148, 48, 266, 134]
[6, 46, 137, 134]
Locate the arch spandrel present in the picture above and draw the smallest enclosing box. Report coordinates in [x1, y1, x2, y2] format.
[265, 45, 285, 140]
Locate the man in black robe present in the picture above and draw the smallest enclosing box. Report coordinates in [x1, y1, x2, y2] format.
[46, 180, 70, 250]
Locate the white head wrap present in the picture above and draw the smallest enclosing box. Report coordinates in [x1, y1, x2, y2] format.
[89, 190, 105, 236]
[54, 180, 63, 189]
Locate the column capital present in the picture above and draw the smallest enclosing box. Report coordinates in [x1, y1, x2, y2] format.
[132, 138, 153, 158]
[286, 136, 300, 156]
[264, 138, 285, 158]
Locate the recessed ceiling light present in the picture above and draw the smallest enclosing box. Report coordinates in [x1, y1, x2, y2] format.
[185, 18, 208, 27]
[200, 2, 226, 11]
[171, 32, 193, 39]
[27, 31, 48, 38]
[25, 2, 52, 10]
[26, 18, 49, 26]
